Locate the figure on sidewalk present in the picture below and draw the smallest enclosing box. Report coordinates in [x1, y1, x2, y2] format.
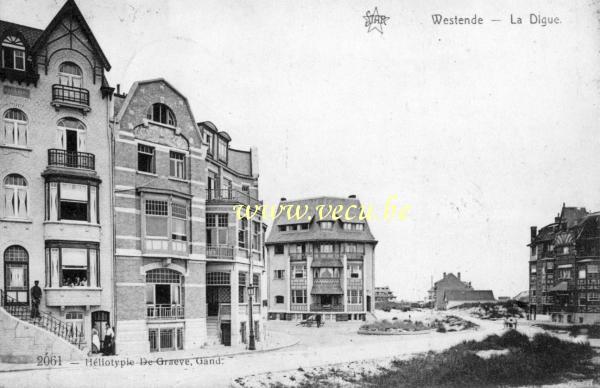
[103, 323, 115, 355]
[30, 280, 42, 319]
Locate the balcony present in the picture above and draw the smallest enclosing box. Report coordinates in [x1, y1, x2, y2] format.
[206, 189, 261, 207]
[290, 253, 306, 261]
[206, 245, 234, 260]
[45, 287, 101, 307]
[51, 84, 90, 113]
[311, 278, 343, 295]
[310, 303, 344, 312]
[48, 149, 95, 170]
[0, 67, 39, 85]
[146, 304, 185, 320]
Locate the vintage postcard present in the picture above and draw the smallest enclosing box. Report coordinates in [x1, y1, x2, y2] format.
[0, 0, 599, 387]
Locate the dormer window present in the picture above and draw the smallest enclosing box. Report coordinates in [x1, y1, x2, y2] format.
[147, 103, 176, 127]
[1, 36, 25, 71]
[205, 133, 213, 155]
[217, 137, 228, 162]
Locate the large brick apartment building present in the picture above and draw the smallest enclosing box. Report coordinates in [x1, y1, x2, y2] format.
[529, 204, 600, 324]
[266, 196, 377, 322]
[0, 0, 266, 358]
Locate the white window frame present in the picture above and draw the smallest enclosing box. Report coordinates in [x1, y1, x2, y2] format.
[3, 174, 28, 219]
[2, 109, 28, 147]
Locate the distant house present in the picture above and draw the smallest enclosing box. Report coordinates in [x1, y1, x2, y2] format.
[375, 286, 396, 303]
[497, 296, 511, 302]
[443, 290, 496, 309]
[513, 291, 529, 304]
[429, 272, 473, 309]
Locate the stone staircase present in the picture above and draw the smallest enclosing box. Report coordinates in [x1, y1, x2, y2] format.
[206, 316, 220, 345]
[0, 290, 86, 350]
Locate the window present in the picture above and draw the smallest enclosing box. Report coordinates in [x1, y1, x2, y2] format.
[238, 272, 247, 303]
[274, 270, 285, 279]
[589, 292, 600, 301]
[292, 265, 306, 278]
[58, 62, 82, 87]
[562, 246, 569, 254]
[207, 272, 230, 285]
[206, 213, 228, 246]
[275, 295, 284, 304]
[347, 290, 363, 304]
[320, 244, 333, 253]
[169, 151, 186, 179]
[2, 109, 27, 146]
[59, 183, 89, 221]
[320, 221, 333, 230]
[354, 223, 364, 231]
[300, 223, 309, 230]
[223, 178, 232, 198]
[171, 203, 188, 241]
[530, 266, 537, 274]
[238, 218, 248, 248]
[291, 289, 307, 304]
[348, 264, 362, 278]
[147, 103, 176, 126]
[343, 223, 352, 231]
[314, 267, 339, 278]
[252, 221, 261, 251]
[4, 245, 28, 303]
[588, 265, 599, 274]
[218, 137, 227, 162]
[344, 223, 364, 231]
[44, 245, 100, 288]
[205, 133, 213, 155]
[241, 185, 250, 195]
[558, 269, 572, 279]
[278, 225, 286, 232]
[45, 181, 98, 223]
[138, 144, 155, 173]
[579, 269, 587, 279]
[289, 244, 305, 254]
[145, 269, 183, 320]
[546, 262, 554, 270]
[1, 35, 25, 71]
[65, 312, 85, 340]
[274, 244, 284, 254]
[3, 174, 28, 218]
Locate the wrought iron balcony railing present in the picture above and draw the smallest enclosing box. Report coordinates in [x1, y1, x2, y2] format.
[48, 149, 95, 170]
[206, 245, 234, 260]
[206, 189, 261, 207]
[146, 304, 185, 320]
[52, 84, 90, 107]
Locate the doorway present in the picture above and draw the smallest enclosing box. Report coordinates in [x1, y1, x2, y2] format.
[92, 310, 109, 352]
[367, 296, 371, 312]
[221, 322, 231, 346]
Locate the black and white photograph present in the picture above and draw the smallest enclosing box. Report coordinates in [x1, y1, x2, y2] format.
[0, 0, 599, 387]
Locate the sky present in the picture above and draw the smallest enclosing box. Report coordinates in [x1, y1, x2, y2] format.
[3, 0, 599, 300]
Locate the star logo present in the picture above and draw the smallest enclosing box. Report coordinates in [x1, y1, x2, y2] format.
[363, 7, 390, 34]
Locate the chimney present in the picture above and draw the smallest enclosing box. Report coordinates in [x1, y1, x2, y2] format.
[530, 226, 537, 242]
[280, 197, 287, 202]
[116, 84, 120, 95]
[443, 272, 446, 279]
[348, 194, 356, 199]
[458, 272, 461, 281]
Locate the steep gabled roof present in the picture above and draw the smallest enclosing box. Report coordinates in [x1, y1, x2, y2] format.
[265, 197, 377, 245]
[31, 0, 111, 70]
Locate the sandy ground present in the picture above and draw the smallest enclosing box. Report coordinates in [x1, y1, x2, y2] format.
[0, 310, 495, 388]
[0, 310, 586, 388]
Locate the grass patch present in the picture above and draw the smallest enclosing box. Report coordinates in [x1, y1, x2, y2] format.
[281, 331, 597, 388]
[360, 319, 428, 332]
[362, 331, 596, 387]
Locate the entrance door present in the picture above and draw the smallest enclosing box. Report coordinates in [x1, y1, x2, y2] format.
[92, 311, 109, 352]
[366, 296, 371, 312]
[321, 295, 332, 306]
[155, 284, 171, 304]
[221, 322, 231, 346]
[207, 287, 219, 316]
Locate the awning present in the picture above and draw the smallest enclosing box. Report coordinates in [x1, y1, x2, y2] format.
[311, 259, 343, 267]
[548, 281, 568, 292]
[311, 284, 344, 295]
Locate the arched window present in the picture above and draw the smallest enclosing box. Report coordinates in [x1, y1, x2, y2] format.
[4, 245, 29, 304]
[145, 269, 184, 318]
[2, 109, 28, 146]
[147, 103, 176, 126]
[1, 35, 25, 71]
[3, 174, 28, 218]
[58, 62, 83, 88]
[56, 117, 86, 154]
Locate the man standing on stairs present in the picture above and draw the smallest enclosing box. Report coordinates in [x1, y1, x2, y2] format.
[30, 281, 42, 320]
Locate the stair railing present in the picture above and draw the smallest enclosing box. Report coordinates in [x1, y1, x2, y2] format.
[0, 290, 85, 349]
